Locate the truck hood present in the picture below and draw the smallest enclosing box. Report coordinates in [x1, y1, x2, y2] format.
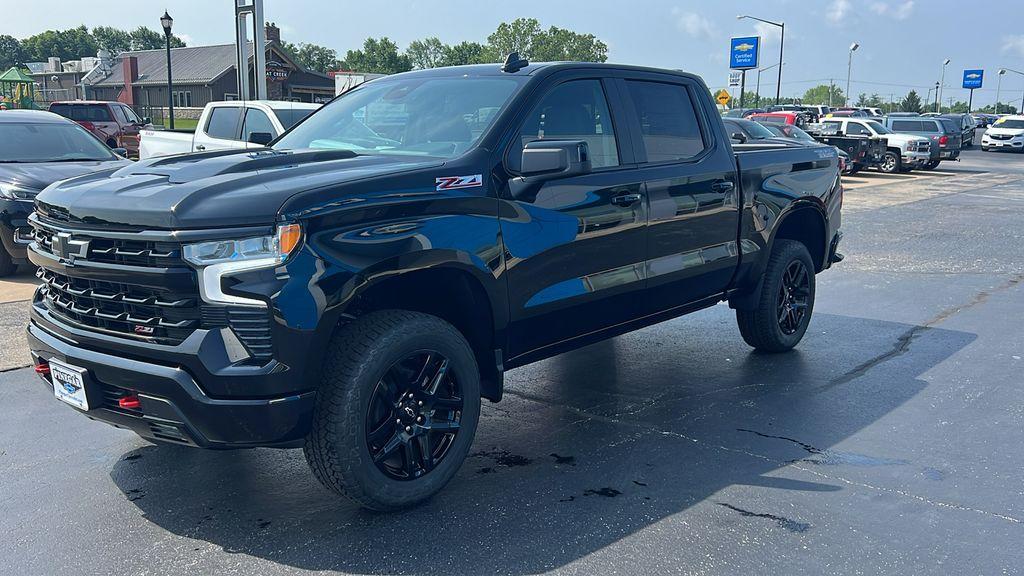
[882, 133, 927, 145]
[35, 148, 442, 230]
[0, 159, 130, 193]
[985, 127, 1024, 137]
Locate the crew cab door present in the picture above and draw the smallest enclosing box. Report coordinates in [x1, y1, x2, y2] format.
[499, 75, 647, 359]
[616, 75, 741, 312]
[194, 105, 245, 152]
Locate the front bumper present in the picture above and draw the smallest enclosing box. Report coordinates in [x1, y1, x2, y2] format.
[901, 151, 930, 167]
[982, 136, 1024, 149]
[28, 315, 315, 448]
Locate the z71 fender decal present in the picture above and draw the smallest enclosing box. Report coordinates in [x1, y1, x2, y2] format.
[436, 174, 483, 191]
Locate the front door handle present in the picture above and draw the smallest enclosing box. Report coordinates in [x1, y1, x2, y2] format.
[195, 144, 206, 151]
[711, 180, 735, 193]
[611, 193, 643, 207]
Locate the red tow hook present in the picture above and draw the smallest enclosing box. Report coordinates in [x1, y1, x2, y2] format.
[34, 361, 50, 376]
[118, 395, 141, 410]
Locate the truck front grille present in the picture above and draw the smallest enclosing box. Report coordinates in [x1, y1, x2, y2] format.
[37, 268, 200, 344]
[32, 227, 182, 267]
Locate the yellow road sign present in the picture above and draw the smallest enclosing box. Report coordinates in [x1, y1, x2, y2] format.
[716, 90, 731, 106]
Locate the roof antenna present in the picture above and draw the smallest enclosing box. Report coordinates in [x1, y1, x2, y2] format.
[502, 52, 529, 73]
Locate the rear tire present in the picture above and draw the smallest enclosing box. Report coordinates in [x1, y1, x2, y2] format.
[736, 240, 816, 353]
[0, 246, 17, 277]
[923, 160, 940, 170]
[304, 310, 480, 511]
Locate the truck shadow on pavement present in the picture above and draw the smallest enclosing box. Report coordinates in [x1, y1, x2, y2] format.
[110, 309, 974, 575]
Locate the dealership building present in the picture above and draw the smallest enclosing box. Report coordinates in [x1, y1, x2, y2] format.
[87, 24, 334, 113]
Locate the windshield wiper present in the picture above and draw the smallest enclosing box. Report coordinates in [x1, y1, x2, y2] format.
[47, 158, 108, 162]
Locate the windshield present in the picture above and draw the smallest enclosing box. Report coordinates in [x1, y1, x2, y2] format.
[994, 119, 1024, 129]
[742, 120, 776, 139]
[771, 124, 817, 143]
[866, 121, 891, 134]
[272, 108, 317, 131]
[274, 77, 522, 158]
[0, 122, 116, 163]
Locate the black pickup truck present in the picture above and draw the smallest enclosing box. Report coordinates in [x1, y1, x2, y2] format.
[27, 57, 843, 510]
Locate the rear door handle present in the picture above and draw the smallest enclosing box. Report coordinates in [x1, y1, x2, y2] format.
[711, 180, 735, 193]
[611, 193, 643, 207]
[195, 145, 206, 151]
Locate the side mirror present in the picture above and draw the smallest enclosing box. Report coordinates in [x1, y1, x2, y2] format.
[509, 140, 591, 201]
[730, 132, 747, 144]
[247, 132, 274, 146]
[141, 117, 151, 125]
[112, 147, 128, 157]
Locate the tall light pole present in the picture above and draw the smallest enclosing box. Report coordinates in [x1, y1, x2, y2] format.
[934, 81, 940, 112]
[756, 62, 781, 105]
[737, 15, 784, 104]
[937, 58, 950, 113]
[1001, 68, 1024, 113]
[160, 10, 174, 130]
[846, 43, 859, 106]
[996, 69, 1006, 114]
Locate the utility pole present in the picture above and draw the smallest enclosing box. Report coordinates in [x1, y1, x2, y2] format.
[846, 43, 859, 107]
[829, 79, 834, 107]
[937, 58, 950, 113]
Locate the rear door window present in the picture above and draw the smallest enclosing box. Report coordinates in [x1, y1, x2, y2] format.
[205, 107, 242, 140]
[50, 104, 113, 122]
[891, 120, 919, 131]
[623, 80, 706, 162]
[846, 122, 871, 136]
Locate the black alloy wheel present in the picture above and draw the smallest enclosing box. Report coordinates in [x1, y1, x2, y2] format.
[776, 260, 811, 336]
[365, 351, 464, 481]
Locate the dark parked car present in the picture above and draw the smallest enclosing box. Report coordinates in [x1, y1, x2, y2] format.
[722, 116, 778, 142]
[48, 101, 149, 158]
[883, 116, 962, 169]
[27, 60, 843, 511]
[724, 107, 765, 118]
[761, 123, 853, 173]
[940, 113, 978, 147]
[0, 110, 129, 276]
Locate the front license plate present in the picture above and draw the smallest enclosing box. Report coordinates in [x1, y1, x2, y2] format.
[50, 359, 90, 411]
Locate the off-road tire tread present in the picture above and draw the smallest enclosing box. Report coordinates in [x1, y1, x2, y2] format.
[304, 310, 478, 511]
[736, 239, 815, 353]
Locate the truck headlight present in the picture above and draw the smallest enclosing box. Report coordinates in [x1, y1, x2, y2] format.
[0, 182, 41, 201]
[183, 224, 301, 307]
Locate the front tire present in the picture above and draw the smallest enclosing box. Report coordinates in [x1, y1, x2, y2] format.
[923, 160, 940, 170]
[879, 151, 901, 174]
[304, 310, 481, 511]
[736, 240, 816, 353]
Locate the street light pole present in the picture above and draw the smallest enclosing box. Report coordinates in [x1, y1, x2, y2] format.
[996, 69, 1005, 114]
[737, 15, 785, 104]
[937, 58, 950, 113]
[1001, 68, 1024, 113]
[756, 62, 781, 105]
[160, 11, 175, 130]
[934, 82, 940, 112]
[846, 43, 859, 107]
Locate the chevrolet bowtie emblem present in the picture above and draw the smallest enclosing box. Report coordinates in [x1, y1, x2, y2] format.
[51, 232, 90, 262]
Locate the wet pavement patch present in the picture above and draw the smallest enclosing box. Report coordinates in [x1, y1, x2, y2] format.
[550, 453, 576, 465]
[122, 454, 142, 462]
[476, 466, 495, 474]
[471, 449, 533, 468]
[583, 487, 622, 498]
[738, 428, 909, 467]
[717, 502, 811, 533]
[632, 480, 648, 487]
[126, 489, 145, 502]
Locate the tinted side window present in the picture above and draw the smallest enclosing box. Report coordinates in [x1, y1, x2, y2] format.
[624, 80, 705, 162]
[242, 108, 276, 141]
[891, 120, 917, 131]
[846, 122, 870, 136]
[510, 79, 619, 171]
[205, 107, 241, 140]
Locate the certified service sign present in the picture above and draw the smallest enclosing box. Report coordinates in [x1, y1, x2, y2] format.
[962, 69, 984, 89]
[730, 36, 761, 70]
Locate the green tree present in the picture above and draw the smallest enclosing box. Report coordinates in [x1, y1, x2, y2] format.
[978, 102, 1018, 114]
[340, 37, 411, 74]
[91, 26, 132, 54]
[487, 18, 541, 58]
[900, 90, 923, 113]
[282, 41, 339, 73]
[21, 26, 98, 62]
[441, 41, 495, 66]
[0, 35, 26, 69]
[802, 84, 844, 106]
[530, 26, 608, 62]
[856, 93, 885, 108]
[406, 37, 447, 69]
[128, 26, 185, 51]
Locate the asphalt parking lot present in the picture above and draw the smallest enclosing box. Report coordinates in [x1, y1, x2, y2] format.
[2, 131, 1023, 575]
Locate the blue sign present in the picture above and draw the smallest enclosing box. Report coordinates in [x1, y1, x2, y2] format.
[962, 69, 984, 89]
[730, 36, 761, 70]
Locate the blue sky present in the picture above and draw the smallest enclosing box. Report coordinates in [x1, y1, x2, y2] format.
[5, 0, 1024, 107]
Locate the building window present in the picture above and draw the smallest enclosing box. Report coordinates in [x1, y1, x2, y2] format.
[172, 91, 192, 108]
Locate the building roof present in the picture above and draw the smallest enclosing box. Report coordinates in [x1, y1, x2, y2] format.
[91, 43, 246, 87]
[0, 67, 35, 83]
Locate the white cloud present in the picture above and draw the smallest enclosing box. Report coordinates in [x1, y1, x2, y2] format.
[868, 1, 915, 20]
[1003, 35, 1024, 58]
[826, 0, 852, 24]
[177, 33, 194, 45]
[672, 8, 716, 40]
[893, 1, 915, 19]
[753, 21, 782, 42]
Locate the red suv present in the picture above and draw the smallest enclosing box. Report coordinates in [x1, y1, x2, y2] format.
[48, 101, 149, 158]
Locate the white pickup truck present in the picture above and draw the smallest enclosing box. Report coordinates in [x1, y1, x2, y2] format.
[138, 100, 320, 160]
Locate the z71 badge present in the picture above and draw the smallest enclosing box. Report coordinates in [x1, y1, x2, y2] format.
[435, 174, 483, 191]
